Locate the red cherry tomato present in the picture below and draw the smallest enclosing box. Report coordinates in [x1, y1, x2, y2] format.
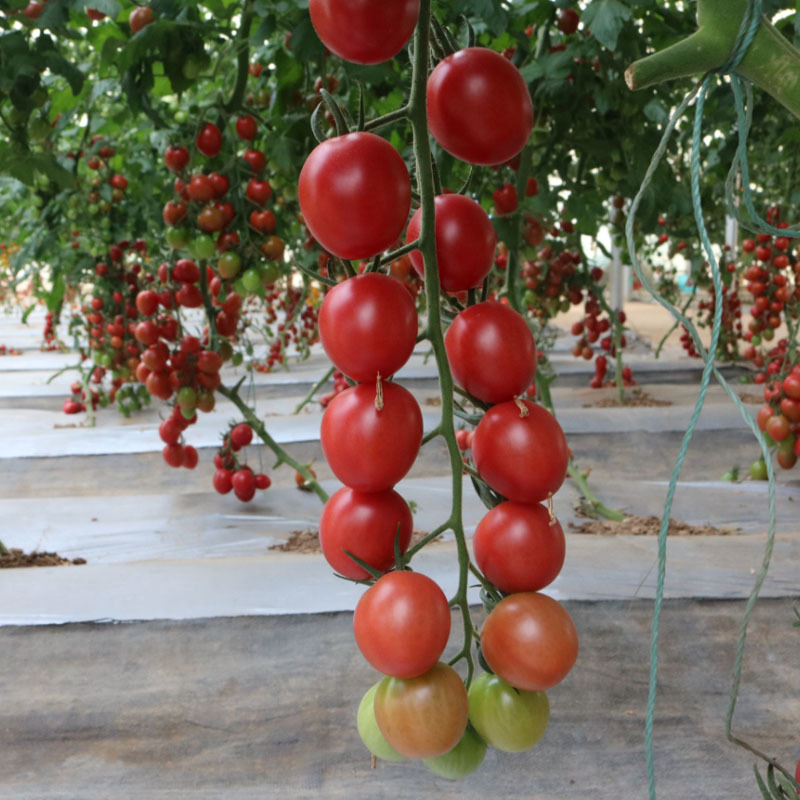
[319, 273, 418, 382]
[481, 592, 578, 691]
[472, 399, 568, 503]
[406, 194, 497, 292]
[299, 132, 411, 260]
[354, 571, 450, 678]
[445, 301, 537, 404]
[196, 122, 222, 158]
[474, 501, 565, 594]
[235, 115, 257, 140]
[308, 0, 420, 65]
[427, 48, 533, 166]
[319, 487, 413, 579]
[320, 381, 422, 491]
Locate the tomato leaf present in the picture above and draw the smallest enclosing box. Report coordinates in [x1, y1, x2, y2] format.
[582, 0, 632, 51]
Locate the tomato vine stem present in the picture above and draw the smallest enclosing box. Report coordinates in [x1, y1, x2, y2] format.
[406, 0, 475, 686]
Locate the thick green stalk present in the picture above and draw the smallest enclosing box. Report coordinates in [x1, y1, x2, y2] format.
[502, 144, 532, 312]
[407, 0, 475, 684]
[626, 0, 800, 119]
[224, 0, 255, 114]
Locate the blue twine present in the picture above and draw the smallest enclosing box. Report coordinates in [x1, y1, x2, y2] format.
[620, 1, 793, 796]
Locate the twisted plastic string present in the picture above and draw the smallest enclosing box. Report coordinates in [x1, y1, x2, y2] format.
[619, 1, 799, 795]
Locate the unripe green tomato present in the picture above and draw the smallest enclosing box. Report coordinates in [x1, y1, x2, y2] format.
[100, 217, 111, 230]
[232, 351, 244, 367]
[98, 394, 110, 408]
[423, 726, 486, 779]
[177, 385, 197, 410]
[282, 184, 297, 201]
[261, 262, 280, 286]
[96, 352, 111, 367]
[751, 334, 761, 346]
[241, 268, 261, 294]
[523, 291, 536, 307]
[218, 251, 241, 279]
[559, 299, 570, 313]
[190, 234, 216, 260]
[166, 227, 189, 250]
[762, 327, 774, 341]
[66, 208, 78, 221]
[467, 673, 549, 753]
[777, 435, 796, 455]
[175, 110, 188, 124]
[749, 458, 768, 481]
[88, 204, 99, 216]
[356, 683, 406, 763]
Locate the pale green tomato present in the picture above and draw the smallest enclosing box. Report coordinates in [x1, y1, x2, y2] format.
[423, 725, 486, 779]
[190, 234, 216, 260]
[356, 682, 407, 763]
[241, 268, 261, 294]
[166, 227, 189, 250]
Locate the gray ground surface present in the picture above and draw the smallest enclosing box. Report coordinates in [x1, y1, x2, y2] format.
[1, 599, 797, 800]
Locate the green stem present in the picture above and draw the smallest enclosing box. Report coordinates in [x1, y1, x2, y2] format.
[407, 0, 475, 686]
[223, 0, 254, 114]
[364, 106, 410, 132]
[294, 365, 335, 414]
[626, 0, 800, 119]
[502, 144, 532, 312]
[217, 383, 329, 503]
[567, 461, 626, 522]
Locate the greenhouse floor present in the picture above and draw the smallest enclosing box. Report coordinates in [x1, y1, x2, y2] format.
[0, 301, 798, 798]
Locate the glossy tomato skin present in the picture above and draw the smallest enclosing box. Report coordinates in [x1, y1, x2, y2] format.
[320, 381, 422, 492]
[468, 673, 549, 753]
[481, 592, 578, 691]
[374, 662, 468, 758]
[319, 273, 418, 382]
[423, 725, 486, 779]
[319, 487, 413, 579]
[309, 0, 420, 65]
[406, 194, 497, 292]
[445, 301, 536, 403]
[427, 48, 533, 166]
[298, 132, 411, 260]
[473, 399, 568, 503]
[353, 571, 450, 678]
[473, 501, 564, 593]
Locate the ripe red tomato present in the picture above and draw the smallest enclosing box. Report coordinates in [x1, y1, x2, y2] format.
[196, 122, 222, 157]
[245, 178, 272, 206]
[136, 290, 159, 317]
[445, 301, 537, 403]
[197, 204, 224, 232]
[473, 501, 565, 593]
[308, 0, 420, 65]
[492, 184, 518, 215]
[556, 8, 580, 34]
[319, 273, 418, 382]
[374, 663, 468, 758]
[162, 200, 187, 226]
[213, 468, 233, 494]
[236, 115, 257, 140]
[467, 673, 549, 753]
[784, 373, 800, 400]
[473, 399, 568, 502]
[318, 487, 413, 579]
[766, 414, 791, 442]
[249, 209, 276, 233]
[23, 1, 44, 19]
[208, 171, 229, 198]
[354, 571, 450, 677]
[406, 194, 496, 292]
[187, 175, 214, 202]
[481, 592, 578, 691]
[320, 381, 422, 491]
[299, 132, 411, 260]
[129, 6, 154, 33]
[230, 423, 253, 449]
[243, 148, 266, 172]
[162, 443, 184, 468]
[427, 48, 533, 166]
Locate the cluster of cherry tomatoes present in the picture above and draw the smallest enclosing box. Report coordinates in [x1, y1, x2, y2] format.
[302, 0, 578, 778]
[212, 423, 272, 502]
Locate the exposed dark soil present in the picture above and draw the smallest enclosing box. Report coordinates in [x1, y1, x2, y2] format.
[270, 529, 439, 553]
[569, 515, 736, 536]
[584, 388, 673, 408]
[0, 548, 87, 568]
